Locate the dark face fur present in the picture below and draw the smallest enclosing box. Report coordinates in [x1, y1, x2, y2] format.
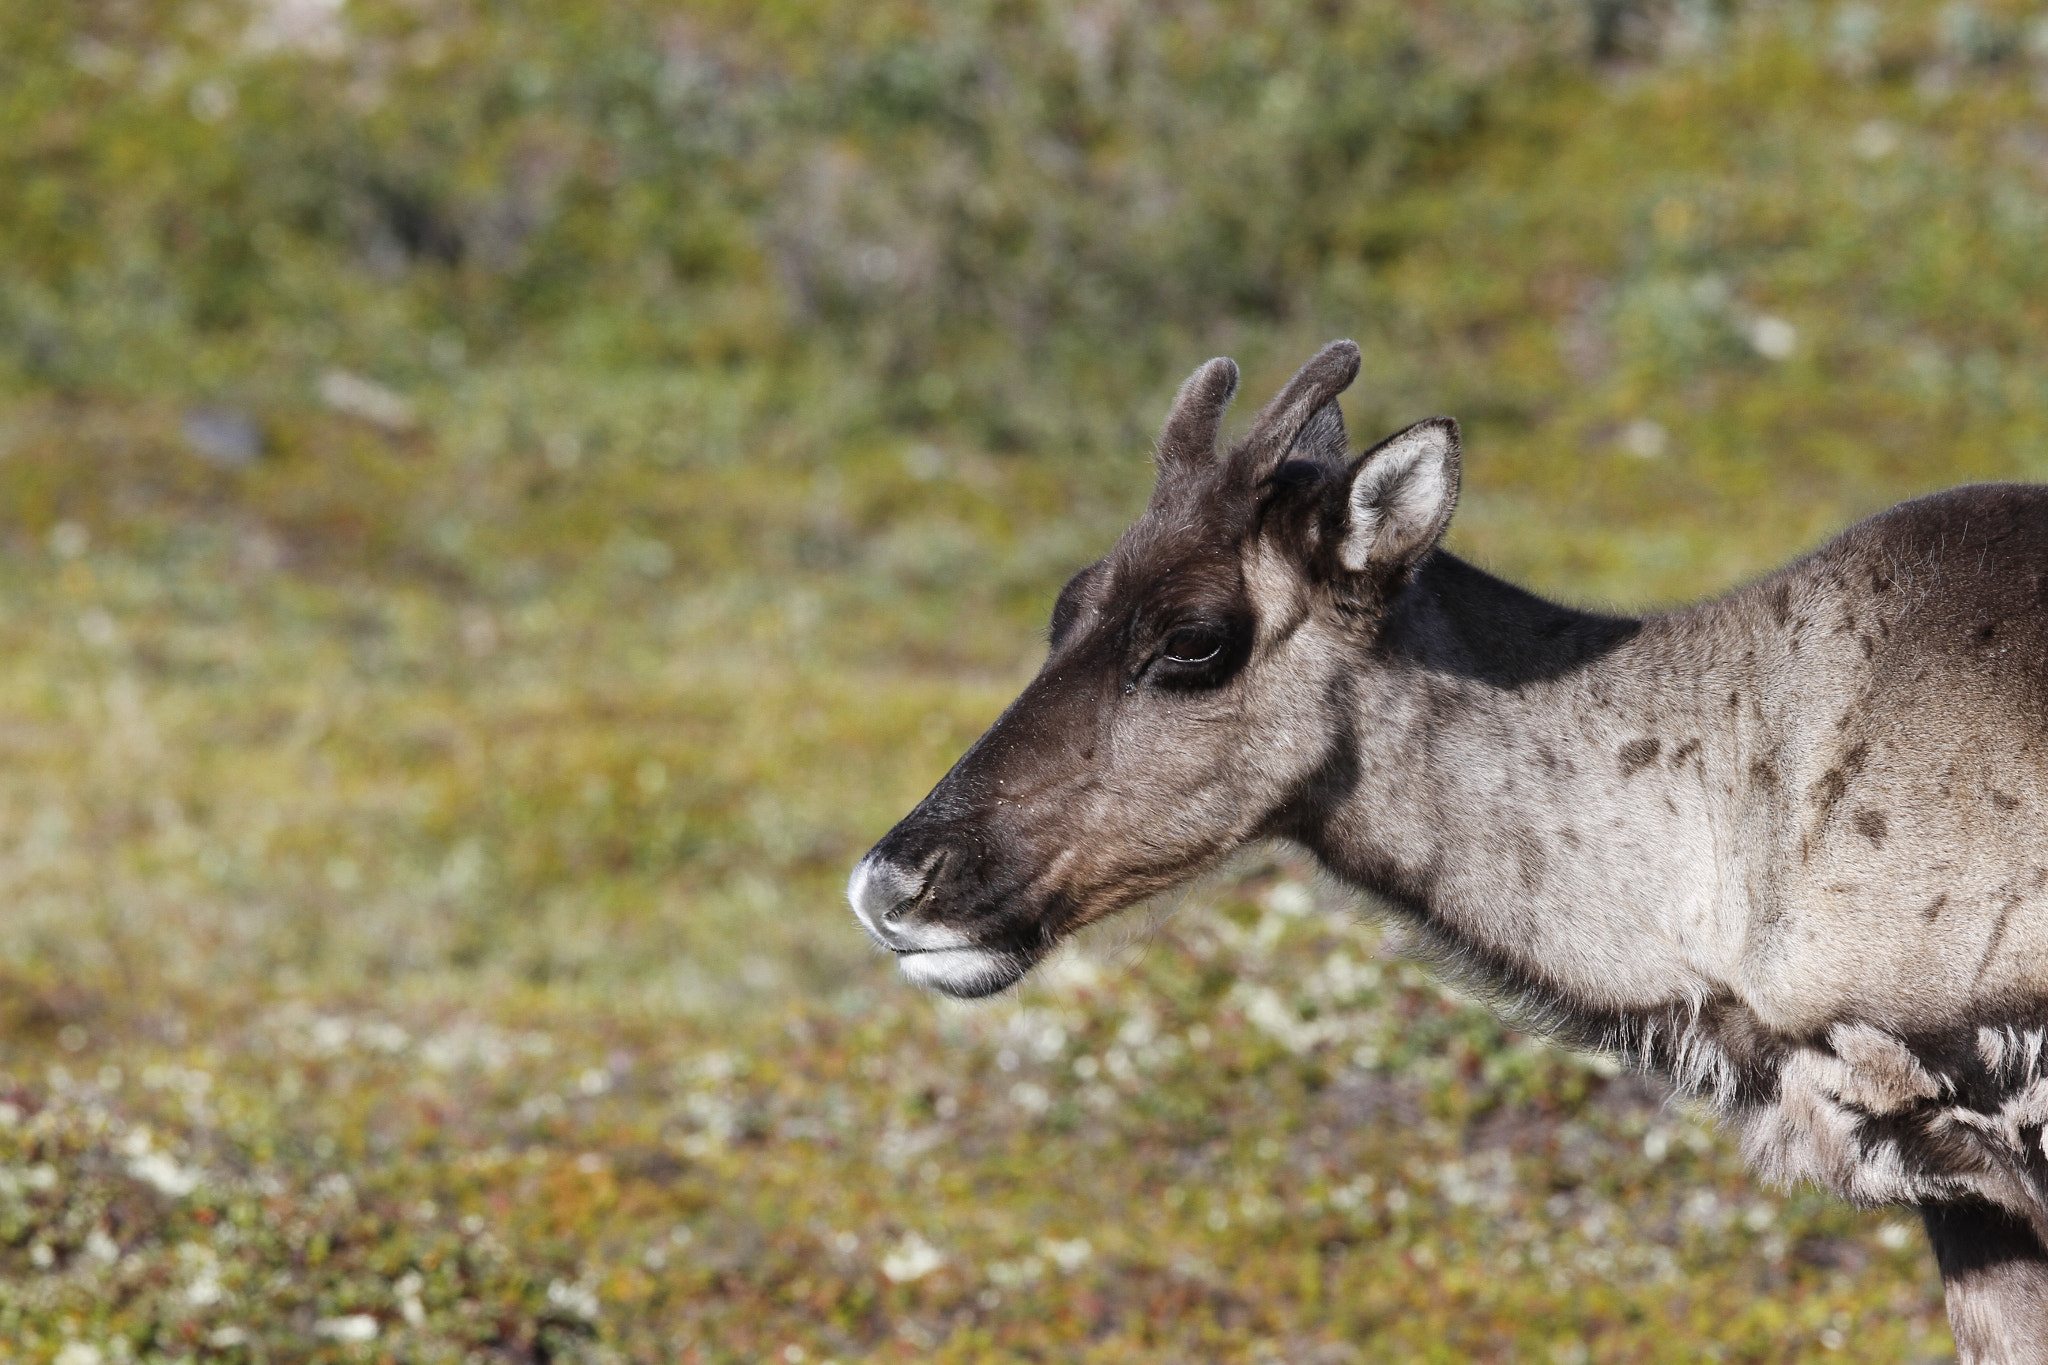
[848, 341, 1461, 996]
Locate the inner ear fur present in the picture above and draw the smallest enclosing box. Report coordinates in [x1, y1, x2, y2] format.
[1336, 417, 1461, 575]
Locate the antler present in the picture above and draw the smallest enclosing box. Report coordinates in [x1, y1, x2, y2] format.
[1154, 356, 1240, 480]
[1233, 339, 1361, 479]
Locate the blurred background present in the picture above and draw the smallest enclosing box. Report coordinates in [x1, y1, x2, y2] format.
[2, 0, 2046, 1358]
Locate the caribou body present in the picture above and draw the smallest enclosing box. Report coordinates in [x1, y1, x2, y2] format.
[850, 341, 2048, 1360]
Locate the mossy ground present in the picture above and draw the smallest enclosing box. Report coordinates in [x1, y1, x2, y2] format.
[4, 1, 2048, 1359]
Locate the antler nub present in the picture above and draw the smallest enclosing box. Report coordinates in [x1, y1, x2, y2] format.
[1155, 356, 1240, 477]
[1241, 339, 1361, 455]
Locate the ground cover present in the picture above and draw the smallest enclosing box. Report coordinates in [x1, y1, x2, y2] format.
[4, 0, 2048, 1358]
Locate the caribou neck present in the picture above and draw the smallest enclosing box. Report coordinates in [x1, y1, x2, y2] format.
[1294, 551, 1768, 1019]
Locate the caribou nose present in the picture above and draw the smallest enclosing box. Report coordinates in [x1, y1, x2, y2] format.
[847, 855, 919, 940]
[847, 852, 973, 954]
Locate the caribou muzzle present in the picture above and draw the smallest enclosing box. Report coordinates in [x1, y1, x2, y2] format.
[850, 661, 1110, 998]
[847, 834, 1050, 999]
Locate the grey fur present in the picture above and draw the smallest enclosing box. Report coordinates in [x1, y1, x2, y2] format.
[1926, 1202, 2048, 1363]
[850, 343, 2048, 1359]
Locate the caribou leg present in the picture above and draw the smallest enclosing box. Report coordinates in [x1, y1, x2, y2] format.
[1921, 1200, 2048, 1364]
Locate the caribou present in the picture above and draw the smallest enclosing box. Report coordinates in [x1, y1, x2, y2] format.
[849, 340, 2048, 1361]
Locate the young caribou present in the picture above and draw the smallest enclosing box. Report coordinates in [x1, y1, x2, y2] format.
[850, 341, 2048, 1361]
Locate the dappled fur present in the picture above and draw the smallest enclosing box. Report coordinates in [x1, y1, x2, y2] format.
[852, 342, 2048, 1359]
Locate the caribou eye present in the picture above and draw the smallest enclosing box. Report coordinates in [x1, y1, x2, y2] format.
[1162, 625, 1225, 665]
[1145, 619, 1243, 691]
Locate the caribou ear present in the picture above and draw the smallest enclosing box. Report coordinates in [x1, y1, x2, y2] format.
[1337, 418, 1460, 574]
[1155, 356, 1239, 477]
[1289, 398, 1348, 465]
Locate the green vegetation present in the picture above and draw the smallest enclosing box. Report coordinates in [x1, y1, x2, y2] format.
[2, 0, 2046, 1357]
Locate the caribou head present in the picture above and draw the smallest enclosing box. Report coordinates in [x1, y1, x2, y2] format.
[848, 341, 1459, 997]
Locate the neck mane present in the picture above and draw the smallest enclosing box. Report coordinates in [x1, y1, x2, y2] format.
[1381, 552, 1642, 687]
[1288, 550, 1759, 1043]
